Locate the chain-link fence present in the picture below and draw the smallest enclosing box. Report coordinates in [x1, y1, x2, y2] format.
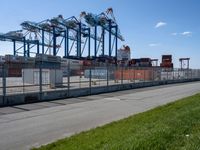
[1, 61, 200, 105]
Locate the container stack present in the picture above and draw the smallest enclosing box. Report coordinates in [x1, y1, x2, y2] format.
[61, 58, 83, 76]
[35, 54, 61, 69]
[140, 58, 152, 67]
[24, 57, 36, 68]
[5, 55, 25, 77]
[128, 58, 152, 67]
[160, 55, 173, 68]
[3, 55, 36, 77]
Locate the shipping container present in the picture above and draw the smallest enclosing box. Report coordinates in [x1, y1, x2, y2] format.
[83, 59, 92, 66]
[160, 55, 173, 68]
[128, 58, 152, 67]
[61, 58, 82, 69]
[114, 69, 153, 81]
[160, 70, 185, 80]
[35, 54, 61, 62]
[7, 67, 22, 77]
[84, 68, 114, 79]
[22, 69, 63, 88]
[162, 55, 172, 61]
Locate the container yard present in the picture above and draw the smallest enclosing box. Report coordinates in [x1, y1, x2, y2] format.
[0, 8, 200, 106]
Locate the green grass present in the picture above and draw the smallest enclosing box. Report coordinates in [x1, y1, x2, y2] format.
[33, 94, 200, 150]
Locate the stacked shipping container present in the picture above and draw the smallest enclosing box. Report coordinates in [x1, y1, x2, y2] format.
[114, 69, 154, 81]
[128, 58, 152, 67]
[160, 55, 173, 68]
[5, 55, 35, 77]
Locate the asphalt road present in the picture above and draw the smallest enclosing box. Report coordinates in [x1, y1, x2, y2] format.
[0, 82, 200, 150]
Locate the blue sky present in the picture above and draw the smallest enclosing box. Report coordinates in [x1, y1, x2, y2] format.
[0, 0, 200, 68]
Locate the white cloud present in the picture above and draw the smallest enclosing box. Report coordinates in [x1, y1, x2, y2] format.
[171, 31, 192, 37]
[149, 43, 160, 47]
[171, 32, 178, 36]
[155, 22, 167, 28]
[181, 31, 192, 36]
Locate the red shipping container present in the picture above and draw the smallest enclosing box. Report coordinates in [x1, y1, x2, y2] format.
[114, 69, 153, 81]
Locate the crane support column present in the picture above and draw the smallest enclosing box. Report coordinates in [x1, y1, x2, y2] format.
[37, 40, 39, 54]
[42, 29, 45, 54]
[53, 27, 57, 56]
[64, 28, 69, 57]
[94, 26, 97, 58]
[67, 28, 69, 57]
[78, 23, 81, 58]
[23, 37, 26, 57]
[13, 40, 16, 56]
[88, 28, 91, 57]
[108, 20, 112, 57]
[27, 42, 30, 57]
[115, 25, 118, 62]
[102, 28, 105, 56]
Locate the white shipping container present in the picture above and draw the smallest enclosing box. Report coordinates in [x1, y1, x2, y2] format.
[61, 58, 83, 69]
[161, 70, 185, 80]
[22, 68, 63, 88]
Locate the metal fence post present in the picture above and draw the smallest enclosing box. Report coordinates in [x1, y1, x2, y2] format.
[178, 69, 179, 80]
[2, 64, 6, 104]
[79, 66, 81, 88]
[152, 68, 154, 82]
[89, 67, 91, 95]
[198, 69, 200, 79]
[67, 60, 70, 97]
[134, 67, 135, 83]
[167, 70, 169, 80]
[121, 66, 123, 84]
[39, 62, 42, 100]
[22, 68, 25, 93]
[199, 69, 200, 79]
[191, 69, 193, 79]
[107, 65, 109, 87]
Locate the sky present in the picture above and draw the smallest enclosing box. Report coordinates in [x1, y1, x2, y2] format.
[0, 0, 200, 68]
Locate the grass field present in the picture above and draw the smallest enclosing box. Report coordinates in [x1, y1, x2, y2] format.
[33, 94, 200, 150]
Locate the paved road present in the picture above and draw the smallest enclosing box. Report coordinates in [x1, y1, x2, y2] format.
[0, 82, 200, 150]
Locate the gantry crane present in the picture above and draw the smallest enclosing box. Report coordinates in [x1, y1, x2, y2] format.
[21, 19, 79, 57]
[0, 8, 125, 61]
[80, 8, 124, 59]
[0, 30, 40, 57]
[49, 15, 101, 58]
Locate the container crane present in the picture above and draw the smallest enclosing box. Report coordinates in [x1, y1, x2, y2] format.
[21, 17, 83, 57]
[0, 30, 40, 57]
[0, 8, 126, 62]
[50, 15, 102, 58]
[80, 8, 124, 59]
[49, 15, 82, 58]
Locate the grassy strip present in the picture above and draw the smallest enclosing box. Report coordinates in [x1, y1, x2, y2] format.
[33, 94, 200, 150]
